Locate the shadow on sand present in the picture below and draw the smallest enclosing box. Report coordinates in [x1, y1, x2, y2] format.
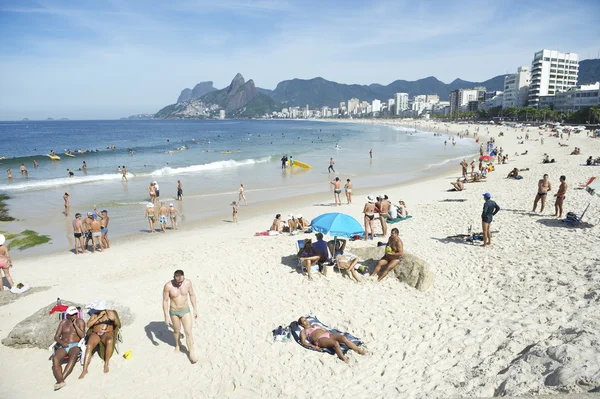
[144, 321, 188, 356]
[536, 218, 594, 229]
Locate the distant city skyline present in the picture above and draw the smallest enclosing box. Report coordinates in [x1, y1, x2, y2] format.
[1, 0, 599, 120]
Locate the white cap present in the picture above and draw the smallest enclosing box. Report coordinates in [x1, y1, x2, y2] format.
[93, 300, 108, 311]
[169, 203, 173, 207]
[288, 213, 294, 219]
[296, 214, 303, 218]
[66, 306, 78, 316]
[0, 234, 5, 246]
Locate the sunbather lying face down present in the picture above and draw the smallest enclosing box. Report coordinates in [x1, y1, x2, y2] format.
[297, 317, 365, 363]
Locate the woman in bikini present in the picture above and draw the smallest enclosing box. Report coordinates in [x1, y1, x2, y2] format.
[363, 196, 376, 241]
[145, 203, 156, 233]
[238, 184, 248, 206]
[79, 301, 121, 379]
[344, 179, 353, 204]
[0, 234, 14, 291]
[149, 182, 156, 204]
[298, 317, 364, 363]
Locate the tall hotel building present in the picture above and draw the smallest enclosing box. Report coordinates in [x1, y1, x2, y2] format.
[528, 49, 579, 107]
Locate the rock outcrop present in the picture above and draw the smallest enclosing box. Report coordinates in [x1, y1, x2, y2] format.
[156, 74, 280, 119]
[177, 82, 218, 103]
[392, 253, 434, 292]
[2, 301, 134, 349]
[349, 247, 433, 291]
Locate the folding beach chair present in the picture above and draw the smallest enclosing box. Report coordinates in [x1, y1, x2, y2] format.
[296, 240, 320, 274]
[561, 203, 590, 224]
[48, 308, 86, 365]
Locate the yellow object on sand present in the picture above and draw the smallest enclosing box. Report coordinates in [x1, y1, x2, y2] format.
[123, 350, 132, 359]
[290, 160, 312, 169]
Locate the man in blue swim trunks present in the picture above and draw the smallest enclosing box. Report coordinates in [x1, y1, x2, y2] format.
[94, 206, 110, 249]
[52, 306, 85, 391]
[482, 192, 500, 247]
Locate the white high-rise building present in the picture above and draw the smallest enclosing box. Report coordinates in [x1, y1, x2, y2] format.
[503, 66, 530, 108]
[395, 93, 408, 114]
[528, 49, 579, 107]
[347, 98, 359, 115]
[372, 99, 381, 113]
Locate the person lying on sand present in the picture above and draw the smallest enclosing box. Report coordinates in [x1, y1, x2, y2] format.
[295, 214, 309, 230]
[450, 179, 465, 191]
[507, 168, 520, 179]
[298, 316, 365, 363]
[79, 301, 121, 379]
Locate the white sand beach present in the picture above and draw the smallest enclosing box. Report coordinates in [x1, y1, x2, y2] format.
[1, 121, 600, 398]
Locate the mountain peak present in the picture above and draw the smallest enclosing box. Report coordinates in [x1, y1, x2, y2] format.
[228, 73, 246, 94]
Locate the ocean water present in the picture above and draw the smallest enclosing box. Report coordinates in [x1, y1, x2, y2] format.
[0, 120, 477, 254]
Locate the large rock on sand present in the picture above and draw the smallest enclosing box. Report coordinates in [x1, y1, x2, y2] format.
[2, 301, 134, 349]
[393, 253, 434, 292]
[351, 247, 433, 291]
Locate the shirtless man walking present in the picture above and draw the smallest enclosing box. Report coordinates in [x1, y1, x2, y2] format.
[370, 228, 403, 282]
[532, 174, 552, 213]
[163, 270, 198, 363]
[377, 195, 390, 237]
[158, 202, 168, 232]
[554, 175, 568, 218]
[121, 166, 128, 182]
[328, 157, 335, 173]
[331, 177, 342, 206]
[72, 213, 86, 254]
[52, 306, 85, 391]
[177, 180, 183, 200]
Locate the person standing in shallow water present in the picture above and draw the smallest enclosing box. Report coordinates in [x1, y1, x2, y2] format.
[163, 270, 198, 364]
[121, 165, 127, 181]
[239, 184, 247, 206]
[63, 192, 70, 216]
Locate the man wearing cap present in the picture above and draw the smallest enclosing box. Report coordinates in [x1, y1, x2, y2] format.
[52, 306, 85, 391]
[169, 203, 181, 230]
[313, 233, 329, 263]
[71, 213, 86, 255]
[482, 193, 500, 247]
[163, 270, 198, 363]
[94, 205, 110, 249]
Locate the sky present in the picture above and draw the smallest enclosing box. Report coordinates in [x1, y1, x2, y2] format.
[0, 0, 599, 120]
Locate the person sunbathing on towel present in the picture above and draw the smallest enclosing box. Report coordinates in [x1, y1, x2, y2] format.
[79, 301, 120, 379]
[297, 239, 320, 280]
[298, 317, 365, 363]
[327, 238, 360, 282]
[52, 306, 86, 391]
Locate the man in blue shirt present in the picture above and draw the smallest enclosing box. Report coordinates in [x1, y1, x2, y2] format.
[312, 233, 329, 262]
[481, 192, 500, 247]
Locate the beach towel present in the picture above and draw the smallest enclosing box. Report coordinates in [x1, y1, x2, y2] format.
[289, 316, 362, 355]
[387, 215, 413, 224]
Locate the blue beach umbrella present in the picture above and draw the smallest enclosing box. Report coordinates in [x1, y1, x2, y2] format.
[311, 212, 365, 238]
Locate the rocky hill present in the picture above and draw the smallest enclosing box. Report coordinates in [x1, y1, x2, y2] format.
[269, 75, 508, 108]
[155, 74, 281, 119]
[176, 81, 218, 103]
[578, 59, 600, 85]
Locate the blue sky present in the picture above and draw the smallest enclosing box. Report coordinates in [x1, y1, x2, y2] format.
[0, 0, 599, 119]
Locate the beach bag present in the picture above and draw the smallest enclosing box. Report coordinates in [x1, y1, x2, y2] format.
[566, 212, 578, 221]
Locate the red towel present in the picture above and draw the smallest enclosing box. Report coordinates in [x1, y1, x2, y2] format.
[49, 305, 68, 314]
